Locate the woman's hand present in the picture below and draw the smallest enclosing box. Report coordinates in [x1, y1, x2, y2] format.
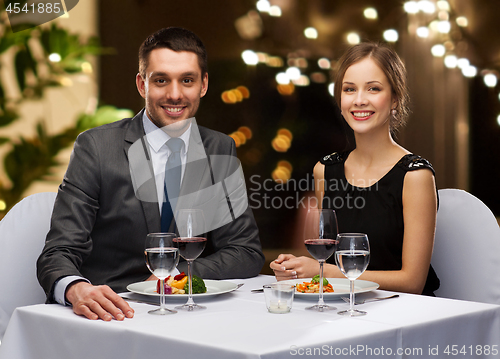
[270, 254, 320, 281]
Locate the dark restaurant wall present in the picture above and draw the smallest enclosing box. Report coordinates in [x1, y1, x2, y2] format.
[470, 77, 500, 216]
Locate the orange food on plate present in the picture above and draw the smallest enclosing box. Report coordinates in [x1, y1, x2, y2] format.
[296, 281, 334, 293]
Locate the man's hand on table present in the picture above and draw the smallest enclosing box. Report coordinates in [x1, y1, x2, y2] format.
[65, 281, 134, 321]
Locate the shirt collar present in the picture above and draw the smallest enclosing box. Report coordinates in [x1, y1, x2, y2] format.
[142, 111, 191, 155]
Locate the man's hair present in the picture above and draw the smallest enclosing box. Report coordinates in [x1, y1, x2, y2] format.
[138, 27, 208, 79]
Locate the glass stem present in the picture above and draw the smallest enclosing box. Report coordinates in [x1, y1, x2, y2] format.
[186, 260, 195, 306]
[349, 279, 355, 312]
[160, 278, 166, 310]
[318, 260, 325, 306]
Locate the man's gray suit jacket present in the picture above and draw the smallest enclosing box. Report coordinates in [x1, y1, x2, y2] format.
[37, 110, 264, 301]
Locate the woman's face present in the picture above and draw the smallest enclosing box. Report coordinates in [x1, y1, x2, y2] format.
[340, 57, 396, 135]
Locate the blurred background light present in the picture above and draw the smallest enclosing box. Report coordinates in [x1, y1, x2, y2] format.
[277, 83, 295, 95]
[483, 73, 498, 87]
[437, 0, 451, 11]
[457, 58, 470, 69]
[256, 52, 269, 63]
[295, 58, 308, 68]
[267, 57, 284, 67]
[269, 5, 282, 17]
[81, 62, 93, 73]
[304, 27, 318, 39]
[293, 75, 310, 86]
[234, 10, 263, 40]
[242, 50, 259, 65]
[237, 86, 250, 98]
[456, 16, 468, 27]
[404, 1, 419, 14]
[416, 26, 430, 38]
[444, 55, 458, 68]
[310, 72, 327, 83]
[49, 53, 61, 62]
[256, 0, 270, 13]
[431, 44, 446, 57]
[272, 129, 292, 153]
[346, 32, 360, 44]
[328, 83, 335, 96]
[437, 21, 451, 33]
[462, 65, 477, 78]
[429, 20, 440, 32]
[317, 58, 331, 69]
[438, 10, 449, 21]
[238, 126, 252, 139]
[364, 8, 378, 19]
[286, 67, 301, 80]
[419, 0, 436, 14]
[383, 29, 399, 42]
[276, 72, 290, 84]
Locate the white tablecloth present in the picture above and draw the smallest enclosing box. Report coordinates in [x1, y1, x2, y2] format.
[1, 275, 499, 359]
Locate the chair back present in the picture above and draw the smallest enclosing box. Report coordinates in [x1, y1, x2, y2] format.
[432, 189, 500, 304]
[0, 192, 56, 341]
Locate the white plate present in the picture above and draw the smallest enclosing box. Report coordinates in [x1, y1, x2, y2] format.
[126, 280, 239, 298]
[280, 278, 379, 300]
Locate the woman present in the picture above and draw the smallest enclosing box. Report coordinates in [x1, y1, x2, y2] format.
[271, 42, 439, 295]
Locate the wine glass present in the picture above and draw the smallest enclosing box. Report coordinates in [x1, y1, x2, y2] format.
[335, 233, 370, 316]
[303, 208, 338, 312]
[144, 233, 180, 315]
[174, 209, 207, 311]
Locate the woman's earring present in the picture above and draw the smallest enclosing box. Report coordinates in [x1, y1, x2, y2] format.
[391, 108, 397, 116]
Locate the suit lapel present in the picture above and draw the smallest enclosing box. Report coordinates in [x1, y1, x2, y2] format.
[124, 109, 161, 233]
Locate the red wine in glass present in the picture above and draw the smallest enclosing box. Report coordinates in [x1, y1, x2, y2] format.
[305, 239, 337, 261]
[173, 237, 207, 261]
[174, 209, 207, 311]
[303, 209, 338, 312]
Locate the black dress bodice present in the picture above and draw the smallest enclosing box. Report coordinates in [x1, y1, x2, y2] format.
[320, 151, 440, 295]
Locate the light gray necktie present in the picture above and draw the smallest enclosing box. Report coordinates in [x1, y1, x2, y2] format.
[161, 137, 184, 232]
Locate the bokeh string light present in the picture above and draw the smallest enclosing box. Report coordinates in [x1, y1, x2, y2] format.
[221, 86, 250, 104]
[271, 129, 293, 153]
[240, 0, 500, 126]
[231, 0, 500, 175]
[229, 126, 253, 148]
[403, 0, 500, 122]
[272, 160, 293, 183]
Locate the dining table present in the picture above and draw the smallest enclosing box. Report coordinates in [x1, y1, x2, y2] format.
[0, 275, 499, 359]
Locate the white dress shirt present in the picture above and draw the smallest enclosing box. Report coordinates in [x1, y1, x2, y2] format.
[53, 112, 188, 305]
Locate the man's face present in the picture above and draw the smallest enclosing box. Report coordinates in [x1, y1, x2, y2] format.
[136, 48, 208, 132]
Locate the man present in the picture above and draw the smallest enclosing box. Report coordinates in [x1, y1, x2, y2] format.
[37, 27, 264, 321]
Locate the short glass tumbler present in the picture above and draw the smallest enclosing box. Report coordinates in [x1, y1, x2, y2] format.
[263, 283, 295, 314]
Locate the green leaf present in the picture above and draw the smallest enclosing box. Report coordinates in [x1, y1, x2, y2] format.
[76, 106, 133, 130]
[0, 30, 32, 54]
[0, 36, 16, 54]
[23, 41, 38, 77]
[14, 49, 29, 92]
[0, 112, 19, 127]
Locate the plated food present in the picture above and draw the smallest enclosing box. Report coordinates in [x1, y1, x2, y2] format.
[156, 272, 207, 295]
[279, 278, 379, 300]
[296, 275, 334, 293]
[127, 279, 239, 298]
